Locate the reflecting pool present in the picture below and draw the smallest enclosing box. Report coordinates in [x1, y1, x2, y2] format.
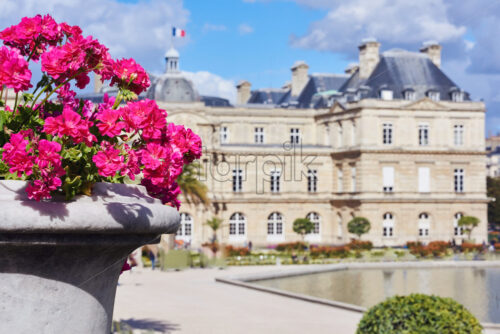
[254, 267, 500, 323]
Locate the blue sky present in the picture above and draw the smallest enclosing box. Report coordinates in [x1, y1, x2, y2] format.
[2, 0, 500, 134]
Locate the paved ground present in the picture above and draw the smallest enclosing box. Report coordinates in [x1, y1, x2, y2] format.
[114, 265, 363, 334]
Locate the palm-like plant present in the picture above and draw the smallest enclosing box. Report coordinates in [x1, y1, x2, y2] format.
[177, 162, 210, 206]
[205, 217, 223, 243]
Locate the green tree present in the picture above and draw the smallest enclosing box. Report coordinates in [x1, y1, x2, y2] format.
[205, 217, 223, 243]
[487, 177, 500, 227]
[458, 216, 480, 241]
[177, 162, 210, 206]
[293, 218, 314, 240]
[347, 217, 371, 239]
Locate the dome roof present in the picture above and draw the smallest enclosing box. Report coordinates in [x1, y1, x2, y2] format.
[146, 73, 199, 103]
[165, 47, 179, 58]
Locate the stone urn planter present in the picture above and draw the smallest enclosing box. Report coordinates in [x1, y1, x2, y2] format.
[0, 180, 180, 334]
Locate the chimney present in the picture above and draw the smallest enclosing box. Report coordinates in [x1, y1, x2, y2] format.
[344, 63, 359, 76]
[236, 80, 251, 104]
[420, 41, 442, 68]
[358, 38, 380, 79]
[291, 61, 309, 96]
[94, 73, 103, 93]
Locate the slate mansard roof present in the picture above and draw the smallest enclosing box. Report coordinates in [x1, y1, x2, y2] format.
[339, 49, 468, 101]
[297, 74, 350, 108]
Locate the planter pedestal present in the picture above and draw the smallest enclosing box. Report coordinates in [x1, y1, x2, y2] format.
[0, 180, 180, 334]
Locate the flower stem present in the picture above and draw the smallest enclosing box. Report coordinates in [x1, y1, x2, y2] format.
[13, 92, 19, 114]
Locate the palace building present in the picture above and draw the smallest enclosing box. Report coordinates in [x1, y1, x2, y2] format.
[89, 39, 488, 247]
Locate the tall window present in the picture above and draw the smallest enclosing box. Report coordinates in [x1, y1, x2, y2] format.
[351, 121, 356, 146]
[290, 128, 300, 145]
[383, 213, 394, 237]
[454, 212, 464, 236]
[351, 167, 356, 192]
[419, 124, 429, 146]
[383, 123, 393, 145]
[418, 213, 430, 236]
[307, 169, 317, 193]
[254, 127, 264, 144]
[232, 169, 243, 192]
[270, 170, 281, 193]
[454, 168, 464, 193]
[267, 212, 283, 236]
[337, 123, 343, 147]
[454, 125, 464, 146]
[404, 90, 416, 101]
[220, 126, 229, 144]
[418, 167, 430, 193]
[307, 212, 320, 235]
[451, 91, 464, 102]
[428, 91, 440, 101]
[383, 167, 394, 193]
[229, 213, 246, 237]
[177, 213, 193, 238]
[337, 166, 343, 192]
[337, 213, 343, 237]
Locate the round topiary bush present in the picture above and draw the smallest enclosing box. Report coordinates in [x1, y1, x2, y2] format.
[356, 294, 482, 334]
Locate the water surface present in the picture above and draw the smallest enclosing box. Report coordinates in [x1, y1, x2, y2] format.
[254, 267, 500, 323]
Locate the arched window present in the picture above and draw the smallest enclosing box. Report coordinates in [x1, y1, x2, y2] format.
[229, 213, 246, 238]
[177, 213, 193, 240]
[418, 213, 430, 237]
[307, 212, 321, 235]
[454, 212, 464, 236]
[267, 212, 283, 236]
[383, 213, 394, 237]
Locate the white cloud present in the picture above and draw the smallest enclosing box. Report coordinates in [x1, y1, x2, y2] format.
[0, 0, 189, 74]
[202, 23, 227, 33]
[290, 0, 466, 53]
[182, 71, 236, 104]
[238, 23, 254, 35]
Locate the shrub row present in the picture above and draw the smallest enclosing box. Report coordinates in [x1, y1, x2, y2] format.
[407, 241, 450, 257]
[310, 245, 351, 259]
[275, 241, 308, 252]
[224, 245, 250, 257]
[347, 239, 373, 251]
[460, 242, 483, 253]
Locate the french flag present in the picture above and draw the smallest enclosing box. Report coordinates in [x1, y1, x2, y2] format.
[172, 27, 186, 37]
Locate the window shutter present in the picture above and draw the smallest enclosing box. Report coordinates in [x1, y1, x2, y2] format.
[418, 167, 430, 192]
[383, 167, 394, 188]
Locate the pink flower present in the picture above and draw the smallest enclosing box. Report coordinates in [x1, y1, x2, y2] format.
[140, 143, 169, 170]
[0, 46, 32, 92]
[26, 180, 51, 201]
[167, 123, 202, 163]
[0, 15, 63, 61]
[36, 139, 62, 169]
[92, 145, 125, 177]
[96, 108, 125, 137]
[41, 33, 110, 89]
[121, 146, 140, 180]
[121, 100, 167, 140]
[105, 58, 150, 95]
[2, 133, 34, 177]
[43, 106, 96, 146]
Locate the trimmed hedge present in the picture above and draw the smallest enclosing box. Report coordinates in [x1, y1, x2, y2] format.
[356, 294, 482, 334]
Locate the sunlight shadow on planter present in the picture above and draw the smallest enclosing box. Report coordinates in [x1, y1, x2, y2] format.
[105, 202, 153, 228]
[1, 182, 71, 221]
[119, 318, 180, 332]
[92, 183, 155, 204]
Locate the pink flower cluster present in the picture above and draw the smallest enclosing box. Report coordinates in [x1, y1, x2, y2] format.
[2, 132, 65, 201]
[0, 46, 32, 92]
[0, 15, 202, 208]
[41, 33, 110, 89]
[44, 106, 97, 146]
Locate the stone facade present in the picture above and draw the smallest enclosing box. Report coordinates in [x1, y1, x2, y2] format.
[166, 96, 488, 247]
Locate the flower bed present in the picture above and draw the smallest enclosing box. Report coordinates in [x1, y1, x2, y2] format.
[407, 241, 450, 258]
[347, 239, 373, 251]
[224, 245, 250, 257]
[461, 242, 483, 253]
[275, 241, 308, 252]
